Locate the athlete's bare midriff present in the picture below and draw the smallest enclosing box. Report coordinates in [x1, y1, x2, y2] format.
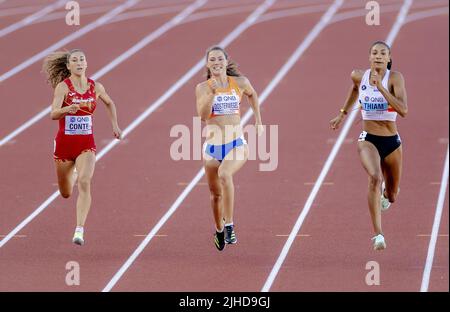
[205, 114, 243, 145]
[363, 120, 398, 136]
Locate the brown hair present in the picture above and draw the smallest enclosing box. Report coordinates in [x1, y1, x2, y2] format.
[42, 49, 84, 88]
[205, 46, 241, 79]
[370, 41, 392, 70]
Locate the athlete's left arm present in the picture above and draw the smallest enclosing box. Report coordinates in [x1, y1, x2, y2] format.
[96, 82, 122, 139]
[241, 77, 264, 135]
[377, 71, 408, 117]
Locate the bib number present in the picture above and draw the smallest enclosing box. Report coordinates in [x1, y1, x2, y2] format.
[65, 116, 92, 135]
[358, 131, 368, 142]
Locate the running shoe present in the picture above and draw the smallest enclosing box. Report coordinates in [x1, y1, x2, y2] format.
[380, 182, 391, 211]
[225, 224, 237, 244]
[72, 231, 84, 246]
[214, 230, 225, 251]
[372, 234, 386, 250]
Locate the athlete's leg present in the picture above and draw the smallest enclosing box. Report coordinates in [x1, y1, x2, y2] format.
[358, 141, 383, 235]
[219, 145, 249, 224]
[204, 157, 224, 231]
[55, 159, 76, 198]
[74, 151, 96, 227]
[381, 146, 402, 203]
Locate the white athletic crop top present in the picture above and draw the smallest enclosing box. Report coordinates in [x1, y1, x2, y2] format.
[358, 69, 397, 121]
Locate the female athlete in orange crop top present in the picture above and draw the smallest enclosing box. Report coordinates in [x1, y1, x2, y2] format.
[196, 46, 264, 251]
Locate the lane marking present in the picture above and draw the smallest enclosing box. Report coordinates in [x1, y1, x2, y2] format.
[421, 145, 449, 292]
[109, 4, 194, 24]
[0, 234, 26, 238]
[405, 6, 449, 24]
[177, 182, 208, 186]
[0, 0, 66, 38]
[276, 234, 310, 237]
[261, 0, 413, 292]
[0, 0, 206, 147]
[0, 0, 141, 84]
[0, 0, 207, 249]
[102, 0, 342, 293]
[255, 4, 329, 24]
[0, 6, 44, 18]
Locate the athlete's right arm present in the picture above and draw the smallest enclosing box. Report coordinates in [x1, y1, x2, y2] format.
[196, 82, 215, 121]
[50, 82, 79, 120]
[330, 70, 363, 130]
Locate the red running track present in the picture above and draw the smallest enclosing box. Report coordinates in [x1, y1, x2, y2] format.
[0, 0, 447, 292]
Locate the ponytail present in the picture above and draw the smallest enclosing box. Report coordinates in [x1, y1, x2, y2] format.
[387, 59, 392, 70]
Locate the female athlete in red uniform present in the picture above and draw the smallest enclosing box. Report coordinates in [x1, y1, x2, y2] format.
[43, 49, 122, 245]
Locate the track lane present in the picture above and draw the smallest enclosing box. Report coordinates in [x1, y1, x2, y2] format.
[0, 0, 281, 291]
[0, 1, 206, 234]
[104, 1, 348, 292]
[0, 1, 55, 29]
[269, 7, 449, 291]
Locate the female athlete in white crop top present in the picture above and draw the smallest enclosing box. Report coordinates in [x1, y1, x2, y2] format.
[330, 41, 408, 251]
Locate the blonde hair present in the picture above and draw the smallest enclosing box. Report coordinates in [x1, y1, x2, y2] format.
[42, 49, 84, 88]
[205, 46, 241, 79]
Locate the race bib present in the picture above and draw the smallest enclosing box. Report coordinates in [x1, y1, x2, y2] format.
[212, 90, 240, 116]
[358, 131, 367, 142]
[65, 115, 92, 135]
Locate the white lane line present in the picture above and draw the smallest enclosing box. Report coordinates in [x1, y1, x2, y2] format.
[405, 6, 448, 23]
[0, 0, 65, 37]
[91, 0, 207, 80]
[0, 192, 60, 248]
[205, 0, 261, 10]
[261, 0, 413, 292]
[255, 4, 330, 24]
[0, 6, 43, 18]
[0, 0, 206, 147]
[273, 0, 329, 10]
[413, 0, 449, 10]
[109, 2, 330, 26]
[107, 4, 188, 24]
[102, 0, 342, 293]
[420, 145, 449, 292]
[0, 0, 207, 248]
[0, 0, 141, 84]
[32, 3, 191, 26]
[181, 4, 257, 24]
[101, 0, 278, 292]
